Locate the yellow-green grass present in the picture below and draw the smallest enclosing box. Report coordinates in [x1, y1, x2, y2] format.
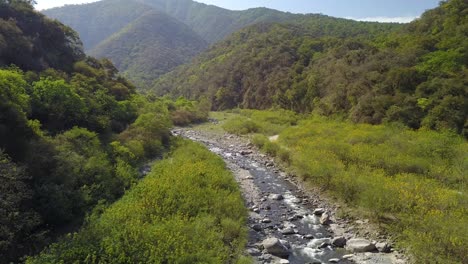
[27, 140, 249, 264]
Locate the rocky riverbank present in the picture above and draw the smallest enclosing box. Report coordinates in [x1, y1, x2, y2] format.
[173, 128, 408, 264]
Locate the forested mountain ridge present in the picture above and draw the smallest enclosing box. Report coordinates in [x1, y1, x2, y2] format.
[153, 0, 468, 136]
[42, 0, 153, 51]
[89, 10, 207, 88]
[132, 0, 300, 43]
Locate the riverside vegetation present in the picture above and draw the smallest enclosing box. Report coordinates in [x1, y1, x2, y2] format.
[1, 1, 227, 263]
[219, 109, 467, 263]
[26, 140, 248, 264]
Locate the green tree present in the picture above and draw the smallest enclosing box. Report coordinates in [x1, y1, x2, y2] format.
[0, 150, 40, 262]
[31, 78, 86, 133]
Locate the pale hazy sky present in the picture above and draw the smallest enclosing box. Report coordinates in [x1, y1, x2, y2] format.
[36, 0, 440, 23]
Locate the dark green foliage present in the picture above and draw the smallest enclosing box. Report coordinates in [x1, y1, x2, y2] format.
[90, 10, 207, 88]
[153, 0, 467, 135]
[0, 150, 40, 262]
[0, 1, 85, 72]
[26, 140, 248, 264]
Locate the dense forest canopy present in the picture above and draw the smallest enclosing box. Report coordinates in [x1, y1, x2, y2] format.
[153, 0, 468, 136]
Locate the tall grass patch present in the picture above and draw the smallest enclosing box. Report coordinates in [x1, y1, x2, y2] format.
[279, 115, 467, 263]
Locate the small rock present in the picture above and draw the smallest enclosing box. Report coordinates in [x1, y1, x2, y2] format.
[262, 218, 272, 223]
[279, 260, 290, 264]
[318, 242, 330, 249]
[280, 227, 295, 235]
[346, 238, 376, 253]
[313, 208, 325, 215]
[329, 258, 340, 263]
[342, 254, 354, 259]
[332, 236, 347, 248]
[271, 194, 284, 200]
[252, 224, 262, 232]
[304, 234, 314, 239]
[376, 242, 391, 253]
[262, 237, 290, 258]
[253, 208, 260, 213]
[246, 248, 261, 256]
[241, 150, 253, 155]
[320, 213, 331, 225]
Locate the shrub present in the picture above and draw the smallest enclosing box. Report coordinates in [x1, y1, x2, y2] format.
[223, 117, 260, 135]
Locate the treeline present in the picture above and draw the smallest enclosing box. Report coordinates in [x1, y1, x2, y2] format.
[153, 0, 467, 136]
[0, 2, 208, 262]
[26, 140, 248, 264]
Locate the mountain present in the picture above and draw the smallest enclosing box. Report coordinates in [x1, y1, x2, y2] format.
[42, 0, 303, 88]
[89, 10, 207, 88]
[132, 0, 300, 43]
[42, 0, 152, 51]
[153, 0, 467, 135]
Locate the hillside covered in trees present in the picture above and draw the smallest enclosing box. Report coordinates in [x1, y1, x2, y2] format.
[0, 1, 217, 262]
[153, 0, 468, 136]
[43, 0, 399, 89]
[89, 10, 207, 88]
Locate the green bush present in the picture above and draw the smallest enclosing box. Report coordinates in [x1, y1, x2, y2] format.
[222, 117, 260, 135]
[251, 134, 268, 148]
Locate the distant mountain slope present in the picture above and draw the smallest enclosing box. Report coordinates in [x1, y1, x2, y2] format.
[89, 10, 207, 88]
[153, 0, 467, 135]
[133, 0, 300, 43]
[43, 0, 152, 50]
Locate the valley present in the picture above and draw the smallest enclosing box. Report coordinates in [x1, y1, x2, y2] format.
[175, 127, 407, 264]
[0, 0, 466, 263]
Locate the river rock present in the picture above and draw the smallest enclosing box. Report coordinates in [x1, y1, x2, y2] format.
[280, 227, 295, 235]
[320, 213, 331, 225]
[346, 238, 376, 253]
[376, 242, 391, 253]
[332, 236, 347, 247]
[252, 224, 262, 232]
[262, 218, 272, 223]
[313, 208, 325, 215]
[262, 237, 290, 258]
[247, 247, 261, 256]
[271, 194, 284, 200]
[304, 234, 314, 239]
[329, 258, 340, 263]
[279, 259, 290, 264]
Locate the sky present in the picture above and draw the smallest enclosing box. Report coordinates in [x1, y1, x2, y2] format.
[36, 0, 441, 23]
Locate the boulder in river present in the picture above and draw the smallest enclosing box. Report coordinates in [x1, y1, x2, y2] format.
[320, 213, 331, 225]
[332, 236, 347, 248]
[313, 208, 325, 215]
[262, 237, 290, 258]
[346, 238, 376, 253]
